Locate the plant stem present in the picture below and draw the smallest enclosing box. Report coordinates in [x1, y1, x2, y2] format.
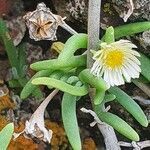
[87, 0, 121, 149]
[87, 0, 101, 68]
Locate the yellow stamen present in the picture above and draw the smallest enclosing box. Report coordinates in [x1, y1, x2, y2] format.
[104, 50, 124, 68]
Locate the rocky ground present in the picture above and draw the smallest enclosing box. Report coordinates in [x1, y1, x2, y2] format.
[0, 0, 149, 149]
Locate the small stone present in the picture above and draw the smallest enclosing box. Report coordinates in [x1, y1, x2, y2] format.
[6, 17, 26, 46]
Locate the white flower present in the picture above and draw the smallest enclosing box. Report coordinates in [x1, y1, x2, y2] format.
[91, 40, 141, 87]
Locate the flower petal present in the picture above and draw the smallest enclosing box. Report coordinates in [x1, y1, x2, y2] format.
[91, 39, 141, 87]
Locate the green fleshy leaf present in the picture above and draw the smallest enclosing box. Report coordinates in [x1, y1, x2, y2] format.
[104, 94, 116, 103]
[95, 110, 139, 141]
[104, 26, 115, 44]
[109, 87, 148, 127]
[79, 69, 108, 91]
[58, 33, 87, 59]
[139, 53, 150, 81]
[31, 87, 43, 100]
[20, 70, 52, 99]
[62, 93, 81, 150]
[0, 123, 14, 149]
[30, 55, 86, 71]
[32, 77, 88, 96]
[94, 90, 105, 105]
[114, 22, 150, 39]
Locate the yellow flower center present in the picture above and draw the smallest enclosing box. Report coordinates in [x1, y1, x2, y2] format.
[104, 50, 124, 69]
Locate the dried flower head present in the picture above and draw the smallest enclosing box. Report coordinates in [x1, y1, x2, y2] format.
[13, 90, 58, 143]
[91, 40, 141, 87]
[24, 117, 53, 142]
[23, 3, 64, 41]
[24, 3, 77, 41]
[13, 109, 53, 143]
